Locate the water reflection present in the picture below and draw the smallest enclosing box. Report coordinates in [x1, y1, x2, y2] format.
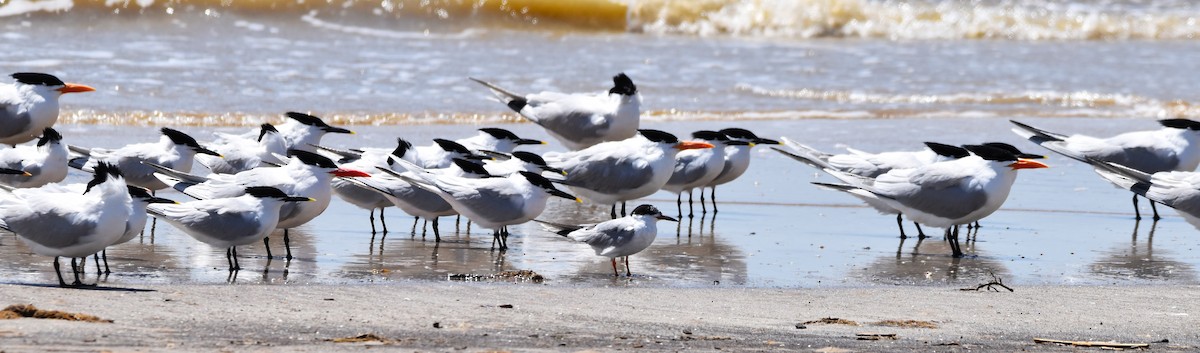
[1089, 220, 1197, 282]
[852, 232, 1011, 285]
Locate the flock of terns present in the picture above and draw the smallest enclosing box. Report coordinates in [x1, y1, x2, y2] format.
[3, 72, 1200, 287]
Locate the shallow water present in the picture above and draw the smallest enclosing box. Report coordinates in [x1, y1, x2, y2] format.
[3, 118, 1199, 287]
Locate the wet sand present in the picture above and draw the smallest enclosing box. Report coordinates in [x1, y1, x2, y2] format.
[0, 283, 1196, 351]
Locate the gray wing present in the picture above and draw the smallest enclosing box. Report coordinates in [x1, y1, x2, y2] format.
[0, 106, 30, 141]
[569, 219, 637, 250]
[149, 202, 263, 242]
[667, 153, 709, 186]
[534, 109, 609, 143]
[560, 155, 655, 194]
[446, 180, 527, 223]
[1, 199, 97, 248]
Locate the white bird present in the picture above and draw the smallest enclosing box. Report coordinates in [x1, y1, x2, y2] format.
[197, 123, 287, 174]
[0, 127, 69, 188]
[812, 145, 1048, 257]
[470, 73, 641, 150]
[702, 128, 780, 214]
[547, 129, 713, 218]
[1012, 119, 1200, 220]
[536, 204, 676, 277]
[149, 149, 369, 260]
[68, 127, 222, 190]
[0, 73, 94, 146]
[0, 163, 131, 287]
[394, 158, 580, 249]
[147, 186, 313, 271]
[661, 130, 749, 219]
[1095, 161, 1200, 231]
[247, 112, 353, 153]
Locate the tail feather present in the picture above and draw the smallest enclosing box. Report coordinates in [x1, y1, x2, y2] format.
[66, 144, 92, 157]
[309, 143, 362, 163]
[1092, 160, 1154, 201]
[811, 181, 894, 200]
[469, 77, 538, 123]
[772, 147, 834, 171]
[533, 219, 583, 237]
[1010, 120, 1089, 163]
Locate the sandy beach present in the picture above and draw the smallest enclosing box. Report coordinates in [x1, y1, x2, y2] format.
[0, 283, 1196, 351]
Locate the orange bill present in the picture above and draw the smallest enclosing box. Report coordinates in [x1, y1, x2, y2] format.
[57, 83, 96, 94]
[1009, 159, 1049, 170]
[675, 141, 714, 150]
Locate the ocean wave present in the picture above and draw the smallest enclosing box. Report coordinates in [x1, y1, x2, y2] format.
[5, 0, 1200, 40]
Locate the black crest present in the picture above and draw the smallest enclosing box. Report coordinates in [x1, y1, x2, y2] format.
[924, 142, 970, 159]
[84, 162, 122, 194]
[691, 130, 728, 141]
[719, 128, 758, 140]
[127, 185, 153, 199]
[608, 73, 637, 96]
[982, 142, 1045, 159]
[963, 144, 1018, 162]
[638, 129, 679, 144]
[245, 186, 290, 199]
[286, 112, 333, 127]
[256, 123, 278, 142]
[392, 138, 413, 158]
[11, 72, 65, 86]
[1159, 119, 1200, 131]
[287, 149, 338, 169]
[511, 151, 548, 166]
[451, 158, 491, 176]
[519, 171, 556, 189]
[161, 128, 202, 148]
[630, 204, 661, 216]
[479, 128, 520, 140]
[36, 127, 62, 147]
[434, 139, 473, 154]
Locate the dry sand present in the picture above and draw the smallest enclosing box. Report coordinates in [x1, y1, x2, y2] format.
[0, 282, 1196, 352]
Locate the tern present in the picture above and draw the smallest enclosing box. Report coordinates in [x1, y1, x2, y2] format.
[470, 73, 641, 150]
[68, 127, 222, 190]
[812, 145, 1048, 257]
[537, 204, 676, 277]
[394, 158, 580, 249]
[244, 112, 353, 153]
[94, 185, 176, 273]
[661, 130, 750, 218]
[324, 139, 415, 234]
[1095, 161, 1200, 231]
[149, 149, 370, 259]
[1012, 119, 1200, 220]
[454, 127, 545, 152]
[476, 151, 567, 177]
[198, 123, 287, 174]
[703, 128, 780, 213]
[0, 73, 95, 146]
[546, 129, 714, 219]
[147, 186, 313, 271]
[0, 163, 131, 287]
[0, 127, 69, 188]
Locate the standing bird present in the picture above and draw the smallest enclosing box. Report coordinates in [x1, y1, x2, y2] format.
[470, 73, 641, 150]
[661, 131, 748, 218]
[1095, 161, 1200, 231]
[197, 123, 287, 174]
[68, 127, 222, 190]
[0, 127, 69, 188]
[537, 204, 677, 277]
[546, 129, 713, 219]
[0, 72, 95, 146]
[94, 186, 176, 274]
[150, 150, 369, 260]
[703, 128, 780, 213]
[0, 163, 131, 287]
[812, 145, 1048, 257]
[148, 187, 313, 271]
[324, 139, 415, 234]
[1012, 119, 1200, 220]
[248, 112, 353, 153]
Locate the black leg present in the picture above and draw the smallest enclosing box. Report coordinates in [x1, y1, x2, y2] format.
[491, 229, 500, 250]
[951, 225, 964, 258]
[283, 229, 293, 260]
[699, 188, 707, 214]
[687, 191, 694, 218]
[263, 236, 273, 258]
[1133, 194, 1143, 220]
[70, 257, 82, 286]
[102, 249, 111, 275]
[369, 208, 377, 234]
[226, 248, 234, 271]
[422, 219, 428, 238]
[711, 187, 719, 214]
[676, 193, 682, 219]
[973, 221, 981, 229]
[92, 252, 101, 276]
[621, 202, 627, 217]
[412, 216, 419, 233]
[896, 214, 907, 239]
[380, 207, 388, 233]
[53, 257, 66, 287]
[611, 204, 617, 219]
[915, 222, 927, 239]
[700, 189, 707, 213]
[232, 247, 241, 271]
[433, 217, 441, 242]
[1150, 200, 1162, 221]
[624, 256, 631, 277]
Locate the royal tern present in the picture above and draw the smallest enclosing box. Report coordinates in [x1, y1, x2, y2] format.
[147, 186, 313, 271]
[198, 123, 287, 174]
[470, 73, 641, 150]
[0, 163, 131, 286]
[1012, 119, 1200, 220]
[546, 129, 713, 218]
[68, 127, 221, 190]
[775, 141, 970, 238]
[703, 128, 780, 213]
[395, 158, 579, 249]
[812, 145, 1048, 257]
[0, 127, 68, 188]
[150, 149, 369, 259]
[251, 112, 353, 153]
[661, 131, 749, 218]
[0, 73, 94, 146]
[537, 204, 676, 276]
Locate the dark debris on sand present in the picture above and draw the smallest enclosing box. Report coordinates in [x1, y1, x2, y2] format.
[447, 270, 545, 283]
[0, 304, 112, 323]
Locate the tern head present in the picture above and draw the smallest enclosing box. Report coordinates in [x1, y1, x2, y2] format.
[511, 151, 566, 175]
[161, 128, 221, 157]
[127, 185, 176, 204]
[691, 130, 729, 142]
[631, 204, 677, 222]
[434, 139, 490, 161]
[640, 129, 713, 150]
[963, 145, 1049, 170]
[1160, 119, 1200, 131]
[981, 142, 1045, 159]
[245, 186, 315, 202]
[719, 128, 780, 145]
[287, 149, 371, 177]
[256, 123, 279, 142]
[84, 162, 123, 195]
[608, 73, 637, 96]
[11, 72, 95, 95]
[451, 158, 493, 177]
[286, 112, 354, 135]
[925, 142, 971, 159]
[480, 128, 544, 145]
[391, 138, 414, 159]
[36, 127, 63, 147]
[519, 171, 579, 202]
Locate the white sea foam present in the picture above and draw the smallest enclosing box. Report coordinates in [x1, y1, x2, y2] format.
[0, 0, 72, 17]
